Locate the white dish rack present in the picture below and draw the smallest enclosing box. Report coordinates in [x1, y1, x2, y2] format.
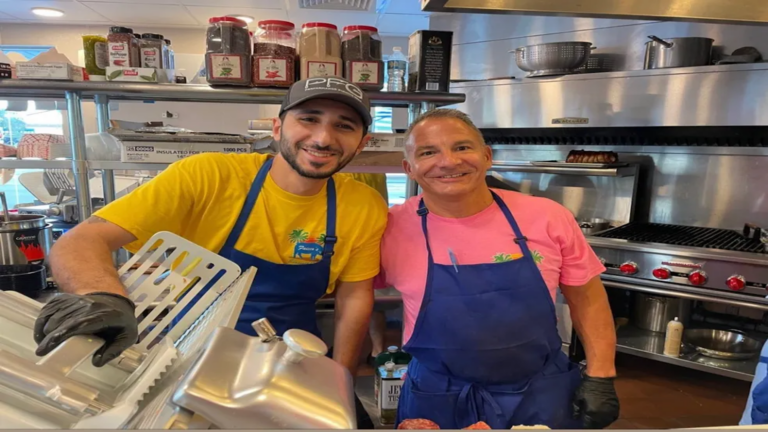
[0, 231, 255, 429]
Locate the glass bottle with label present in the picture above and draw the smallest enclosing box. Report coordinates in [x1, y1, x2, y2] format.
[252, 20, 297, 88]
[341, 26, 384, 90]
[205, 17, 252, 87]
[298, 22, 341, 80]
[82, 35, 109, 79]
[375, 361, 407, 425]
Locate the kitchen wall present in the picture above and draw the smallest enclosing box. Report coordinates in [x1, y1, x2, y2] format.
[0, 23, 408, 134]
[430, 14, 768, 81]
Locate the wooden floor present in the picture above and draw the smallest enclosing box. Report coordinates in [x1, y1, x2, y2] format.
[608, 353, 751, 429]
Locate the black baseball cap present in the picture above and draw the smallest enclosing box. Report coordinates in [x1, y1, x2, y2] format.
[280, 77, 372, 129]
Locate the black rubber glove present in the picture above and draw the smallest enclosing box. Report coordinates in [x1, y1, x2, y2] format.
[572, 375, 620, 429]
[34, 292, 138, 367]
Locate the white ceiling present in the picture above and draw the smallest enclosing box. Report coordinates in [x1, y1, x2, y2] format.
[0, 0, 430, 36]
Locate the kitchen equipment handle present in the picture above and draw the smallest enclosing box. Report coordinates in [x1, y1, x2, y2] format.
[648, 35, 673, 48]
[0, 191, 9, 223]
[282, 329, 328, 364]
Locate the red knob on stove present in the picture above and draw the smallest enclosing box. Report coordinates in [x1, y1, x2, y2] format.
[652, 267, 671, 280]
[726, 275, 746, 291]
[688, 270, 708, 286]
[619, 261, 639, 275]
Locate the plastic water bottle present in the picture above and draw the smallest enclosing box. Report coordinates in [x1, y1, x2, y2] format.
[387, 47, 407, 92]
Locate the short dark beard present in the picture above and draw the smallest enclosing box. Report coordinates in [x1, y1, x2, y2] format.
[279, 131, 358, 179]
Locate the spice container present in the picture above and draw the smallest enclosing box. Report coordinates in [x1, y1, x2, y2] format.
[108, 26, 140, 67]
[205, 16, 252, 86]
[140, 33, 166, 69]
[82, 35, 108, 78]
[252, 20, 297, 87]
[298, 22, 341, 80]
[341, 26, 383, 90]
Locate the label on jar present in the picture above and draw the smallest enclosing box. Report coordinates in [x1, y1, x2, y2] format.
[379, 378, 402, 410]
[256, 57, 288, 81]
[350, 61, 380, 85]
[210, 54, 243, 80]
[306, 61, 338, 78]
[13, 229, 45, 264]
[109, 42, 130, 67]
[142, 47, 161, 68]
[95, 42, 109, 69]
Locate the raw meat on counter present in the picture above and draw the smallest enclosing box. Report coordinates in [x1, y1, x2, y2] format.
[565, 150, 618, 164]
[463, 421, 492, 429]
[398, 419, 441, 429]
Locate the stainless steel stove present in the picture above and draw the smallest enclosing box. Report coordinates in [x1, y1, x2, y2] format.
[588, 222, 768, 305]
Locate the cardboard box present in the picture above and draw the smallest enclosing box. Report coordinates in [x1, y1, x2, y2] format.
[16, 62, 85, 81]
[407, 30, 453, 93]
[106, 67, 172, 83]
[120, 141, 252, 163]
[363, 133, 405, 152]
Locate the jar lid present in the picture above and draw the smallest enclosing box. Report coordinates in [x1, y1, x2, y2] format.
[141, 33, 164, 40]
[110, 26, 134, 34]
[164, 39, 171, 45]
[302, 22, 337, 30]
[258, 20, 295, 30]
[343, 25, 379, 33]
[209, 16, 248, 27]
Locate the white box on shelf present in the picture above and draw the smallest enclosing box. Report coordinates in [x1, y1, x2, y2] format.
[16, 62, 85, 81]
[106, 67, 173, 83]
[120, 141, 251, 163]
[363, 133, 405, 152]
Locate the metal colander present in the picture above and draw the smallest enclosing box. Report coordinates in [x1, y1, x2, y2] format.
[514, 42, 593, 77]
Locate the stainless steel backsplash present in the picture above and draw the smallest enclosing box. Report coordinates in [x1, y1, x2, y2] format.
[491, 147, 768, 231]
[431, 14, 768, 81]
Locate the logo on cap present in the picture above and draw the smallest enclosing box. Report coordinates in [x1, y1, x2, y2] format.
[304, 77, 364, 101]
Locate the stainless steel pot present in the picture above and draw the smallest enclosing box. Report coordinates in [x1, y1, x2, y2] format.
[631, 292, 691, 333]
[514, 42, 593, 77]
[579, 218, 610, 235]
[644, 35, 714, 69]
[0, 214, 53, 269]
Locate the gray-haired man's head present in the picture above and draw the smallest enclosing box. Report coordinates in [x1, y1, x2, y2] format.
[401, 108, 491, 199]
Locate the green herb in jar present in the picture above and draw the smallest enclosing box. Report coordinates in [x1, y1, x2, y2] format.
[82, 35, 108, 76]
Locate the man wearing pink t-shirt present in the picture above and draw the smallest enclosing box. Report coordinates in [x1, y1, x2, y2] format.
[379, 109, 619, 430]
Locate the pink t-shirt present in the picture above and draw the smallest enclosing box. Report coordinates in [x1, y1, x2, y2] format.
[377, 189, 606, 344]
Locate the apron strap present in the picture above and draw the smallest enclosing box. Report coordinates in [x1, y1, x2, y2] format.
[417, 200, 435, 266]
[490, 191, 533, 259]
[222, 157, 338, 257]
[457, 383, 504, 427]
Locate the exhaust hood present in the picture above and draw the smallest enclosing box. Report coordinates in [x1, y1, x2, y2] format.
[420, 0, 768, 25]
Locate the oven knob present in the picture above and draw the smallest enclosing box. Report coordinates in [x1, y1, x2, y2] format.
[652, 267, 671, 280]
[688, 270, 708, 286]
[619, 261, 639, 275]
[726, 275, 746, 291]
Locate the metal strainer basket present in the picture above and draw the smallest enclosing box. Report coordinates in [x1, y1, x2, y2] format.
[514, 42, 594, 77]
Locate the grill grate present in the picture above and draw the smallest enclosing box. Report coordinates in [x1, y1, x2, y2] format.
[594, 222, 767, 254]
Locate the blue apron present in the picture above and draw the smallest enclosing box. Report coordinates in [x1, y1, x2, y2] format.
[174, 157, 336, 337]
[395, 192, 583, 429]
[741, 341, 768, 425]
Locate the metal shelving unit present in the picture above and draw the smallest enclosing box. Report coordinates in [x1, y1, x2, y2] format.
[0, 80, 465, 220]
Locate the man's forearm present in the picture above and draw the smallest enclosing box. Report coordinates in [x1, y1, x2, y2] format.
[561, 277, 617, 378]
[333, 280, 374, 377]
[49, 218, 135, 297]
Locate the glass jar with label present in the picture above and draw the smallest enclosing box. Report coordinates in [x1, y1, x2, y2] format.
[82, 35, 109, 79]
[107, 26, 140, 67]
[341, 26, 383, 90]
[298, 22, 341, 80]
[205, 16, 252, 86]
[252, 20, 297, 88]
[140, 33, 166, 69]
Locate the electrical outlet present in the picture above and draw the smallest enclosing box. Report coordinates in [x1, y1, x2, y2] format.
[161, 111, 179, 119]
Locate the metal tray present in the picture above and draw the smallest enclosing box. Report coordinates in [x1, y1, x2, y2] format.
[530, 160, 628, 169]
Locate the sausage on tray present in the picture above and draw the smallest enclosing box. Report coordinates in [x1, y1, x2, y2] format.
[463, 421, 492, 429]
[565, 150, 618, 164]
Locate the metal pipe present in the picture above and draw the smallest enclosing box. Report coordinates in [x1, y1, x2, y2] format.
[95, 94, 116, 205]
[420, 102, 437, 113]
[65, 91, 92, 222]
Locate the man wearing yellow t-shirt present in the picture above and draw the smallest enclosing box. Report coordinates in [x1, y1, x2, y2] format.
[33, 77, 388, 397]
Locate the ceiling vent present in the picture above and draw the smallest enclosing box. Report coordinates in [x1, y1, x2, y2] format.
[297, 0, 376, 12]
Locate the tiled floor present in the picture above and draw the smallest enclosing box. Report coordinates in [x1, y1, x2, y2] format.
[608, 353, 751, 429]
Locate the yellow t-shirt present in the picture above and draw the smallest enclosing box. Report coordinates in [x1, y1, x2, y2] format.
[96, 153, 389, 292]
